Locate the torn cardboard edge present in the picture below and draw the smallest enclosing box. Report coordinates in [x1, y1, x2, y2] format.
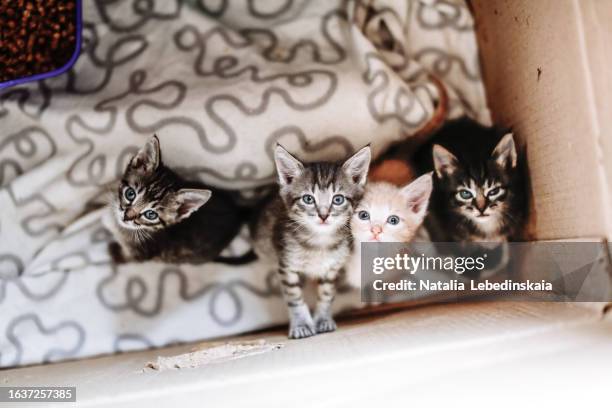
[144, 340, 284, 371]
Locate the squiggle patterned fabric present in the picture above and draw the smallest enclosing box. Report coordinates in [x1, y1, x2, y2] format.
[0, 0, 489, 367]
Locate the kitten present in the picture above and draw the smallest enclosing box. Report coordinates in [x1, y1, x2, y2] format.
[105, 135, 243, 264]
[345, 174, 433, 288]
[416, 118, 526, 242]
[252, 144, 371, 339]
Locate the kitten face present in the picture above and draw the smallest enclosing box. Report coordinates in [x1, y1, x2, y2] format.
[433, 133, 519, 237]
[351, 174, 432, 242]
[113, 135, 211, 232]
[274, 145, 371, 234]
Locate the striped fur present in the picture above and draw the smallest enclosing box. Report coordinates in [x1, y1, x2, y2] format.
[106, 135, 243, 263]
[252, 145, 371, 339]
[415, 119, 526, 242]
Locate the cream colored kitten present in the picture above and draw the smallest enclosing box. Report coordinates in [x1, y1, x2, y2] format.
[346, 173, 433, 288]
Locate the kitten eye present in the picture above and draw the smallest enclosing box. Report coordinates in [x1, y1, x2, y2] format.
[142, 210, 158, 220]
[458, 189, 473, 200]
[332, 194, 345, 205]
[302, 194, 315, 205]
[387, 215, 400, 225]
[487, 187, 502, 197]
[124, 187, 136, 202]
[358, 210, 370, 220]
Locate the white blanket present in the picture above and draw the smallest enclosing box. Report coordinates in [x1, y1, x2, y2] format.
[0, 0, 488, 367]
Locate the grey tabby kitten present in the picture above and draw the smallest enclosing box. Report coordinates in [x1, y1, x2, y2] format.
[105, 135, 243, 264]
[252, 144, 371, 339]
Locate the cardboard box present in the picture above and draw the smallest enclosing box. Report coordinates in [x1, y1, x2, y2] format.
[472, 0, 612, 241]
[1, 302, 610, 407]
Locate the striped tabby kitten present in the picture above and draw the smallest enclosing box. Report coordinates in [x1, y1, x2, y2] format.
[252, 144, 371, 339]
[105, 135, 242, 263]
[418, 118, 526, 242]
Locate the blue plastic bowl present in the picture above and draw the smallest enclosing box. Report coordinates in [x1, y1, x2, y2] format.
[0, 0, 82, 90]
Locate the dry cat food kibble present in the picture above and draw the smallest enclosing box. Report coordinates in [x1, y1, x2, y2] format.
[0, 0, 78, 83]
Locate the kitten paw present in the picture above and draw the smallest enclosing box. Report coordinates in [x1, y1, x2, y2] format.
[314, 316, 337, 334]
[288, 322, 316, 339]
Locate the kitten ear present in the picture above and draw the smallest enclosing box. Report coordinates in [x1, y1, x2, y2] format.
[130, 135, 161, 173]
[432, 144, 459, 177]
[491, 133, 517, 169]
[400, 173, 433, 220]
[274, 144, 304, 186]
[175, 189, 212, 221]
[342, 145, 371, 185]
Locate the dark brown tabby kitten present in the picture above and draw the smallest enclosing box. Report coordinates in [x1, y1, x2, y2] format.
[415, 118, 526, 242]
[252, 145, 371, 339]
[105, 135, 243, 264]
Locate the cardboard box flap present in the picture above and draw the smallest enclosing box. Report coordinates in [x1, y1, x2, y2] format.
[472, 0, 612, 240]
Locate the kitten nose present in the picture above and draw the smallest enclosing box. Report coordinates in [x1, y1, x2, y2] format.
[371, 225, 383, 235]
[318, 212, 329, 222]
[475, 195, 487, 213]
[123, 209, 138, 221]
